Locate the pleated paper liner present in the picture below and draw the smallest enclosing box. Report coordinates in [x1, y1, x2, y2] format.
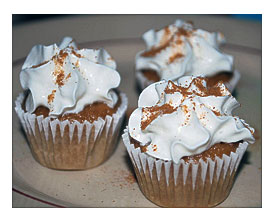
[136, 70, 241, 93]
[122, 128, 248, 207]
[15, 92, 128, 170]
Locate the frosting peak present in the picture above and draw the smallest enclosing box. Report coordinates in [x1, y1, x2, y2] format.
[129, 76, 254, 163]
[136, 20, 234, 81]
[20, 37, 120, 116]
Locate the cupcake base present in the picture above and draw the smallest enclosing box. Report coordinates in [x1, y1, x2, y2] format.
[122, 128, 248, 207]
[15, 93, 128, 170]
[136, 70, 241, 93]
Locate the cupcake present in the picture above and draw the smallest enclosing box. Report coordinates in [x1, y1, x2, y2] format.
[15, 37, 128, 170]
[135, 20, 240, 92]
[122, 76, 254, 207]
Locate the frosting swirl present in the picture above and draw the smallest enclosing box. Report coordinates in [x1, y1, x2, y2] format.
[20, 37, 120, 116]
[136, 20, 234, 81]
[128, 76, 254, 163]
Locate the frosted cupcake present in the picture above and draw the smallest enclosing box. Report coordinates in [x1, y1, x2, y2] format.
[122, 76, 254, 207]
[136, 20, 240, 92]
[15, 37, 128, 170]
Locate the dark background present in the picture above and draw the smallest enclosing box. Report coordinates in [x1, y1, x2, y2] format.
[12, 14, 262, 26]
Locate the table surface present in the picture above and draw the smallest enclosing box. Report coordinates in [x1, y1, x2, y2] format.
[12, 15, 262, 208]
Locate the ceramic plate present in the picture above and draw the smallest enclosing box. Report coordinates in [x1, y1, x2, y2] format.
[12, 39, 262, 207]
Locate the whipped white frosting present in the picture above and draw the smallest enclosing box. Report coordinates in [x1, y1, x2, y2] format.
[128, 76, 254, 163]
[136, 20, 234, 81]
[20, 37, 120, 116]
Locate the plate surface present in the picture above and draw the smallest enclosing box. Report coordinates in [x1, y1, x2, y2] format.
[12, 38, 262, 207]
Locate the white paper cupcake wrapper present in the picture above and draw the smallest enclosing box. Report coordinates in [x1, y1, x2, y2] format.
[15, 92, 128, 170]
[136, 69, 241, 93]
[122, 127, 248, 207]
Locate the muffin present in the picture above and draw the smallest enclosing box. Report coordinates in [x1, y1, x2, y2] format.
[135, 20, 240, 92]
[15, 37, 128, 170]
[122, 76, 254, 207]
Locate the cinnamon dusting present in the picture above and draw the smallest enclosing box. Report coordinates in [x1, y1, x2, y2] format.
[168, 52, 184, 63]
[53, 50, 68, 65]
[181, 105, 188, 114]
[31, 60, 48, 68]
[141, 103, 176, 130]
[164, 80, 192, 97]
[141, 41, 171, 57]
[47, 90, 56, 104]
[164, 78, 226, 98]
[54, 69, 65, 86]
[175, 38, 183, 45]
[211, 110, 221, 116]
[72, 50, 82, 58]
[141, 24, 194, 58]
[64, 73, 71, 81]
[52, 50, 69, 87]
[140, 77, 228, 130]
[178, 27, 193, 37]
[74, 60, 80, 68]
[130, 137, 148, 152]
[159, 26, 172, 46]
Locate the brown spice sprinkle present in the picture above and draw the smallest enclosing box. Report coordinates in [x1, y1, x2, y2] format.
[175, 38, 183, 45]
[164, 80, 192, 97]
[47, 90, 56, 104]
[142, 26, 173, 57]
[211, 110, 221, 116]
[140, 77, 228, 130]
[159, 26, 172, 46]
[141, 25, 194, 58]
[72, 50, 82, 58]
[177, 27, 194, 37]
[168, 52, 184, 63]
[124, 173, 136, 185]
[53, 50, 68, 67]
[30, 49, 75, 87]
[52, 50, 69, 87]
[130, 135, 241, 163]
[74, 60, 80, 68]
[53, 69, 65, 86]
[182, 105, 188, 114]
[130, 137, 148, 152]
[141, 41, 171, 57]
[164, 77, 226, 98]
[64, 73, 71, 82]
[31, 60, 49, 68]
[141, 103, 176, 130]
[27, 93, 121, 124]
